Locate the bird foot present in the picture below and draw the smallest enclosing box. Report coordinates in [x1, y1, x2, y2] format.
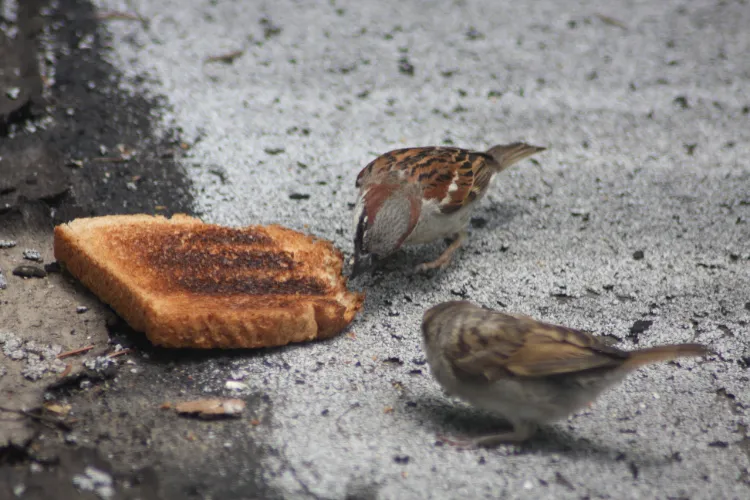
[414, 232, 466, 273]
[436, 434, 477, 450]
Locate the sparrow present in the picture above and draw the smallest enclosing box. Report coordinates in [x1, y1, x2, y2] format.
[421, 301, 710, 447]
[351, 142, 545, 277]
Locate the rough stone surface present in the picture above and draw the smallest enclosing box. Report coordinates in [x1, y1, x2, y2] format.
[87, 0, 750, 498]
[1, 0, 749, 499]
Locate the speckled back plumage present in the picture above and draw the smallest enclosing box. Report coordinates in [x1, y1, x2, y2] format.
[356, 147, 498, 214]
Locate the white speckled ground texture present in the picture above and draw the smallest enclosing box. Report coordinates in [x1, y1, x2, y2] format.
[93, 0, 749, 498]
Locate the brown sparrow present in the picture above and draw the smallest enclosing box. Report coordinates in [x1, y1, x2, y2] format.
[351, 143, 545, 277]
[421, 301, 710, 447]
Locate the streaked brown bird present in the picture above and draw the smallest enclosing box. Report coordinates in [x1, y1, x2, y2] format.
[421, 301, 710, 447]
[351, 143, 545, 277]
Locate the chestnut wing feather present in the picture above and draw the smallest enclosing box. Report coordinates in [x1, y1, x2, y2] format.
[355, 147, 496, 214]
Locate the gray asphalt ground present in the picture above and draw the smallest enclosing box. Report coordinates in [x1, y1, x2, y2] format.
[91, 0, 749, 498]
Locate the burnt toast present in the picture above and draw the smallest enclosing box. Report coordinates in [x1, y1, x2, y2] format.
[54, 214, 364, 348]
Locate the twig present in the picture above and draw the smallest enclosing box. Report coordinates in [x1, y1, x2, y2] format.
[595, 13, 628, 30]
[57, 345, 94, 359]
[279, 444, 325, 500]
[107, 348, 132, 358]
[0, 406, 73, 431]
[95, 10, 148, 24]
[335, 402, 361, 433]
[90, 156, 131, 164]
[204, 49, 245, 64]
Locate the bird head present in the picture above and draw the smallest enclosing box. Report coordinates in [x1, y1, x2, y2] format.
[351, 183, 420, 278]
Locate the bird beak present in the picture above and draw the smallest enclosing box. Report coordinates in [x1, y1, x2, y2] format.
[350, 252, 373, 279]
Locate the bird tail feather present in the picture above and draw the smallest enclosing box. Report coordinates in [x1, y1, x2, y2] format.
[622, 343, 709, 369]
[486, 143, 546, 172]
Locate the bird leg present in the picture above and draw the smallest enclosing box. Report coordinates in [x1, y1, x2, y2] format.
[437, 422, 537, 449]
[415, 231, 467, 272]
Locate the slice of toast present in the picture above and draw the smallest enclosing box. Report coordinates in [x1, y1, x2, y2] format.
[54, 214, 364, 349]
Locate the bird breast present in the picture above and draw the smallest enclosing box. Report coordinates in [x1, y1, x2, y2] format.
[403, 199, 472, 245]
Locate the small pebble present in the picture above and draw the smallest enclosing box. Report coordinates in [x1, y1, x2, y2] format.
[0, 269, 7, 290]
[225, 380, 249, 391]
[72, 466, 114, 500]
[13, 265, 47, 279]
[0, 240, 17, 248]
[76, 306, 89, 314]
[571, 207, 590, 216]
[633, 250, 645, 260]
[23, 249, 43, 262]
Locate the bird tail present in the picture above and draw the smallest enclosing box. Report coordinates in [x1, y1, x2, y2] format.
[621, 343, 709, 370]
[486, 143, 546, 172]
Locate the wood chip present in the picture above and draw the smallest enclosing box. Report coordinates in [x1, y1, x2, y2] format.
[174, 399, 246, 419]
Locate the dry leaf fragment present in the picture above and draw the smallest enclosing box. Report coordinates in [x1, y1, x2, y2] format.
[383, 406, 394, 414]
[44, 403, 72, 416]
[174, 398, 246, 419]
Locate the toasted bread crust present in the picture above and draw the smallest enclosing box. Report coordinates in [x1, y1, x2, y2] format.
[54, 214, 364, 348]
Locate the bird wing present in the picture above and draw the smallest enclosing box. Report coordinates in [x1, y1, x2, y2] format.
[355, 147, 496, 214]
[447, 310, 628, 382]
